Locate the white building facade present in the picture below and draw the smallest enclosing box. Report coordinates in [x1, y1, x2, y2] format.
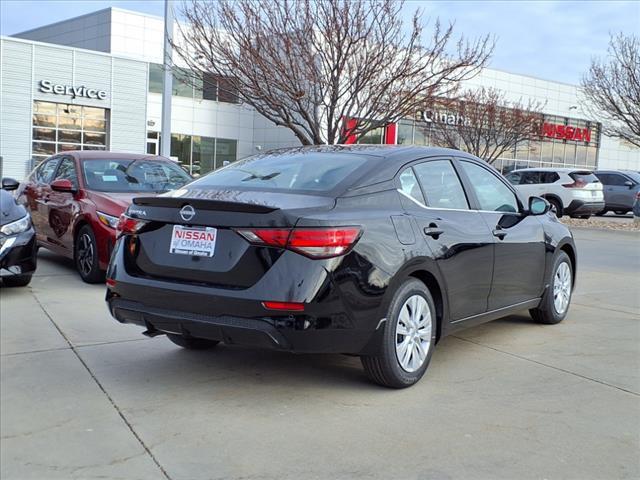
[1, 7, 638, 180]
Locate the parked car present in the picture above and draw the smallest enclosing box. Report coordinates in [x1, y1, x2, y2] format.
[633, 191, 640, 224]
[105, 146, 576, 388]
[1, 178, 37, 287]
[16, 151, 192, 283]
[593, 170, 640, 215]
[505, 167, 604, 219]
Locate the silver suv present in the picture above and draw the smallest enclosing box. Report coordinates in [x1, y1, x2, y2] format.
[505, 168, 604, 218]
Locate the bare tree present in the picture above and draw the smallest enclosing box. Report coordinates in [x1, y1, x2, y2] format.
[427, 88, 544, 164]
[172, 0, 493, 145]
[581, 33, 640, 148]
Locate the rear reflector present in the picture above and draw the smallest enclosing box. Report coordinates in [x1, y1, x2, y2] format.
[106, 278, 116, 288]
[236, 227, 361, 258]
[116, 214, 149, 238]
[262, 301, 305, 312]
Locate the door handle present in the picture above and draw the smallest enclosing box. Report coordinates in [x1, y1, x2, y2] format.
[492, 227, 507, 240]
[424, 223, 443, 239]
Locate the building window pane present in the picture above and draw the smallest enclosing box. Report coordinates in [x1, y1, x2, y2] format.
[59, 130, 82, 143]
[171, 133, 193, 172]
[172, 68, 193, 98]
[215, 138, 237, 169]
[83, 119, 106, 132]
[33, 101, 57, 114]
[397, 121, 413, 145]
[33, 128, 56, 141]
[33, 114, 56, 127]
[218, 77, 239, 103]
[58, 143, 78, 152]
[33, 142, 56, 155]
[83, 106, 106, 119]
[192, 136, 215, 176]
[83, 132, 107, 145]
[202, 72, 218, 101]
[149, 63, 164, 94]
[58, 113, 82, 130]
[358, 127, 383, 144]
[552, 142, 564, 164]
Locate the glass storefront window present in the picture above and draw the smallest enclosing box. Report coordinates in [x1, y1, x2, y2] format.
[397, 121, 413, 145]
[358, 127, 384, 144]
[170, 133, 193, 172]
[192, 136, 215, 175]
[216, 138, 237, 168]
[31, 101, 109, 165]
[552, 142, 565, 164]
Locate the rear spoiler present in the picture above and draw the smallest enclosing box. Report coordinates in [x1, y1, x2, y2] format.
[132, 196, 279, 214]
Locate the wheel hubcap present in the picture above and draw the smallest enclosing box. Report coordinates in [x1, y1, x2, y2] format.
[77, 233, 94, 276]
[395, 295, 432, 373]
[553, 261, 571, 315]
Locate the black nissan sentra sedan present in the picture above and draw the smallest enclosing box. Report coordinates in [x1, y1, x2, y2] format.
[106, 146, 576, 388]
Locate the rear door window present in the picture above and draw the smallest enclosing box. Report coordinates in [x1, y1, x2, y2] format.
[412, 160, 469, 210]
[521, 171, 542, 185]
[398, 168, 426, 204]
[541, 172, 560, 184]
[190, 151, 371, 193]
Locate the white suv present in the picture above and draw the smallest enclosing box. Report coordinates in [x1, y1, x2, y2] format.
[505, 168, 604, 218]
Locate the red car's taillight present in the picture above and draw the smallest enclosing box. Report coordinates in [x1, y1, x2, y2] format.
[116, 214, 148, 238]
[235, 226, 362, 259]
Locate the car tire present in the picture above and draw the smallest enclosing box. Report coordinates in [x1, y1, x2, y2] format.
[2, 274, 33, 287]
[361, 278, 437, 388]
[596, 210, 607, 216]
[529, 251, 573, 325]
[74, 225, 105, 284]
[579, 215, 591, 219]
[614, 210, 628, 216]
[547, 198, 563, 218]
[167, 334, 219, 350]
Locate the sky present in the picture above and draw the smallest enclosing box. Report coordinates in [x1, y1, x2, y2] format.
[1, 0, 638, 85]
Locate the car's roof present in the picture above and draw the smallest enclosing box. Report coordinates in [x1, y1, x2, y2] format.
[264, 144, 471, 159]
[510, 167, 592, 173]
[595, 169, 640, 174]
[62, 150, 174, 162]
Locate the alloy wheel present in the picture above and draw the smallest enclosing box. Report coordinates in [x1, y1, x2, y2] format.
[395, 294, 432, 373]
[77, 233, 94, 277]
[553, 261, 571, 315]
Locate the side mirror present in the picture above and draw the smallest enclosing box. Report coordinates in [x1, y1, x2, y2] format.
[51, 178, 76, 193]
[624, 180, 634, 188]
[529, 196, 550, 216]
[1, 177, 19, 191]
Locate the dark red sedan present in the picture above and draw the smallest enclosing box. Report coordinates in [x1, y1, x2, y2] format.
[17, 151, 192, 283]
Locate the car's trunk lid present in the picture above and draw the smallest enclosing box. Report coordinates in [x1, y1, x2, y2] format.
[126, 188, 335, 288]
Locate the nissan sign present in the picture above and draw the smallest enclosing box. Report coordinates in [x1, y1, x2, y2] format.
[39, 80, 107, 100]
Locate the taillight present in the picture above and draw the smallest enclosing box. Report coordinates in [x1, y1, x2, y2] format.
[236, 226, 362, 258]
[116, 214, 148, 238]
[562, 179, 587, 188]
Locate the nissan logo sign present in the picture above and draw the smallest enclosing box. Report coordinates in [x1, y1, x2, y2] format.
[179, 205, 196, 222]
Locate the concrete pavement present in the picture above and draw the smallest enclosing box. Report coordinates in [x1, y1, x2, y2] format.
[1, 229, 639, 480]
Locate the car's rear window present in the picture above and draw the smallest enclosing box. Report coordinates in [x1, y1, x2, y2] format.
[189, 151, 369, 193]
[569, 171, 600, 183]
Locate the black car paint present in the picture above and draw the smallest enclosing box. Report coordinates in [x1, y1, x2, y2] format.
[106, 146, 576, 355]
[0, 187, 38, 279]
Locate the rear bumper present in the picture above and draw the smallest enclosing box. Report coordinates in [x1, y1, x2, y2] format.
[105, 241, 384, 354]
[0, 228, 37, 277]
[565, 200, 605, 215]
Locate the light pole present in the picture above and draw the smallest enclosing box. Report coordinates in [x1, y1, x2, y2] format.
[160, 0, 173, 157]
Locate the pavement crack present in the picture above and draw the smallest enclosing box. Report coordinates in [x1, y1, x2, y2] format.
[452, 335, 640, 397]
[30, 291, 173, 480]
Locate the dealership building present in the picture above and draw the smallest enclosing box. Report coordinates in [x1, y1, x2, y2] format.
[1, 7, 638, 180]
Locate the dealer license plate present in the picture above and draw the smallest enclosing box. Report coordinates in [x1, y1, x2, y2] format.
[169, 225, 217, 257]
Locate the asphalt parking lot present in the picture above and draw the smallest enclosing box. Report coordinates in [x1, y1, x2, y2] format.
[1, 228, 639, 480]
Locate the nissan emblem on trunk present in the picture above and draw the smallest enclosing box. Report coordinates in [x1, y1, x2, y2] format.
[180, 205, 196, 222]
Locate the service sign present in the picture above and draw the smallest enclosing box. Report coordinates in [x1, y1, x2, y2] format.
[38, 79, 107, 100]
